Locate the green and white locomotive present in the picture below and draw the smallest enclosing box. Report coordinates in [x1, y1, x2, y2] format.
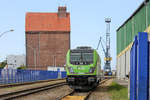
[66, 46, 102, 90]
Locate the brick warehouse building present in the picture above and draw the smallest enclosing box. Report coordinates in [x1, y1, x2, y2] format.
[25, 7, 70, 70]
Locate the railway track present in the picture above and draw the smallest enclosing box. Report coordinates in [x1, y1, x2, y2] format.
[0, 79, 65, 88]
[58, 79, 109, 100]
[0, 82, 67, 100]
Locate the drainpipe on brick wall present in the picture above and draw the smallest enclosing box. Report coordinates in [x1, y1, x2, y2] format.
[34, 49, 37, 70]
[38, 32, 40, 68]
[26, 44, 37, 70]
[53, 55, 56, 67]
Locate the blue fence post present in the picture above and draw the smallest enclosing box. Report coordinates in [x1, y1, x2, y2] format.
[14, 70, 17, 83]
[138, 32, 149, 100]
[130, 36, 138, 100]
[11, 69, 13, 83]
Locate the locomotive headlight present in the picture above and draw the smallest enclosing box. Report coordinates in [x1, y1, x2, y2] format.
[68, 67, 74, 73]
[89, 67, 96, 73]
[106, 69, 110, 72]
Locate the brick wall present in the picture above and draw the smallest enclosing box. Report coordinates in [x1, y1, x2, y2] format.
[26, 31, 70, 70]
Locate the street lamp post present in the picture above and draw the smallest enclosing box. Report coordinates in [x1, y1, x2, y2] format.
[0, 29, 14, 38]
[26, 44, 37, 70]
[0, 29, 14, 69]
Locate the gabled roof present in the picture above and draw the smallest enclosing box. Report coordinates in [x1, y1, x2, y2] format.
[25, 12, 70, 32]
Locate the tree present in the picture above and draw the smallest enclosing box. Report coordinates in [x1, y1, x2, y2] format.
[0, 60, 7, 69]
[17, 65, 26, 70]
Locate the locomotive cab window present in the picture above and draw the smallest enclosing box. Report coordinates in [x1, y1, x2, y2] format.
[70, 51, 93, 65]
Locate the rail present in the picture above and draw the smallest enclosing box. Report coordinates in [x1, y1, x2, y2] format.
[0, 82, 67, 100]
[0, 78, 65, 88]
[59, 79, 109, 100]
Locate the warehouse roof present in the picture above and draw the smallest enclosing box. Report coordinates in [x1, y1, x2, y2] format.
[117, 0, 148, 31]
[25, 7, 70, 32]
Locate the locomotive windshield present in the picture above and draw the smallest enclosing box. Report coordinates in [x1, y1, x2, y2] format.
[70, 50, 93, 65]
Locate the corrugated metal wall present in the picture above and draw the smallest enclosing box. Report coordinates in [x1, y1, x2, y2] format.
[117, 57, 121, 78]
[116, 1, 150, 79]
[126, 49, 130, 75]
[117, 49, 130, 79]
[121, 54, 126, 78]
[148, 1, 150, 25]
[117, 2, 150, 55]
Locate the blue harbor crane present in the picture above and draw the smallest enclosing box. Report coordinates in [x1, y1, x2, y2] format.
[97, 18, 112, 76]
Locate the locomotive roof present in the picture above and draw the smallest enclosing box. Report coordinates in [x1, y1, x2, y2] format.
[71, 47, 94, 53]
[76, 46, 92, 50]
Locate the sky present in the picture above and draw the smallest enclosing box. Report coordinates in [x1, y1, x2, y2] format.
[0, 0, 144, 69]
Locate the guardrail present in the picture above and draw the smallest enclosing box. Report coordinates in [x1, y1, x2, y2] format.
[0, 69, 66, 84]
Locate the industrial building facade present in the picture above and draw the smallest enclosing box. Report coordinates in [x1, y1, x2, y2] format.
[6, 55, 26, 69]
[25, 7, 70, 70]
[116, 0, 150, 79]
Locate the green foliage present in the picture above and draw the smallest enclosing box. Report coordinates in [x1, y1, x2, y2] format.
[108, 82, 129, 100]
[0, 60, 7, 69]
[17, 65, 26, 70]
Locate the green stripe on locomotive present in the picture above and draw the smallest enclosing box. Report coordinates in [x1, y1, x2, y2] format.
[65, 49, 101, 76]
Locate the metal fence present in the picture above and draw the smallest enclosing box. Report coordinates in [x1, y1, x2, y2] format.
[130, 32, 149, 100]
[0, 69, 66, 84]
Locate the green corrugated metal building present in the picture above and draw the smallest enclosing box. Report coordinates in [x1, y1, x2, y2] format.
[116, 0, 150, 79]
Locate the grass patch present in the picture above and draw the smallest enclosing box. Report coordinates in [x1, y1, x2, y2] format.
[108, 82, 129, 100]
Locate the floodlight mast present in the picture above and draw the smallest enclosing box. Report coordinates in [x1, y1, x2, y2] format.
[105, 18, 111, 57]
[104, 18, 112, 75]
[96, 18, 112, 75]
